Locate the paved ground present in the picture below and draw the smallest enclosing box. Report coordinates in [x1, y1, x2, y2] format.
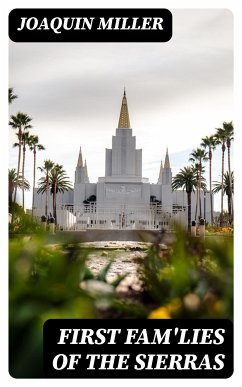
[86, 246, 147, 292]
[81, 241, 148, 292]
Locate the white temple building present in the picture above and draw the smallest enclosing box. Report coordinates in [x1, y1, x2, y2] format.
[33, 90, 211, 230]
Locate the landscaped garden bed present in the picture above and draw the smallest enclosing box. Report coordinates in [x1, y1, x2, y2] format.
[9, 222, 233, 377]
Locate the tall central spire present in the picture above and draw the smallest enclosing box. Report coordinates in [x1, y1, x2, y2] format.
[118, 88, 131, 128]
[164, 148, 170, 168]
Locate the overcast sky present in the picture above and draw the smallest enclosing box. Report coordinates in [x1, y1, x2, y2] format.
[9, 9, 233, 210]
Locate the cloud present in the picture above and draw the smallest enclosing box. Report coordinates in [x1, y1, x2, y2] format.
[9, 9, 233, 210]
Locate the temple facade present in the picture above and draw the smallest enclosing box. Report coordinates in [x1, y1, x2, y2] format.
[33, 90, 211, 230]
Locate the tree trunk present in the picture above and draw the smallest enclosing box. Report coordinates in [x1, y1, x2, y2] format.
[227, 143, 233, 222]
[220, 145, 225, 226]
[9, 183, 14, 207]
[227, 194, 232, 221]
[45, 176, 49, 218]
[187, 191, 192, 233]
[199, 162, 202, 218]
[22, 142, 26, 210]
[53, 190, 55, 221]
[195, 173, 199, 221]
[32, 148, 36, 218]
[209, 152, 214, 225]
[13, 128, 22, 204]
[53, 183, 57, 225]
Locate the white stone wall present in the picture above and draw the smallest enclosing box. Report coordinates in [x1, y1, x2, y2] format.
[33, 188, 74, 217]
[173, 190, 212, 223]
[96, 182, 151, 206]
[162, 184, 173, 211]
[136, 149, 142, 177]
[105, 148, 112, 176]
[74, 183, 86, 207]
[104, 128, 142, 178]
[150, 184, 162, 201]
[112, 129, 136, 175]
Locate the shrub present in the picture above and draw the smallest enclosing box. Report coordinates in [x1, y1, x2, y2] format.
[140, 226, 233, 320]
[9, 236, 145, 377]
[9, 226, 233, 377]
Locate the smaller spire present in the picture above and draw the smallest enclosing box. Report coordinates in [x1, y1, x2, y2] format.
[157, 160, 163, 183]
[164, 148, 170, 168]
[84, 159, 88, 177]
[77, 146, 83, 167]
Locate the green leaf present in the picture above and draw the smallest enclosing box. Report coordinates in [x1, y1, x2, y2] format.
[80, 266, 95, 281]
[110, 274, 127, 288]
[96, 259, 114, 282]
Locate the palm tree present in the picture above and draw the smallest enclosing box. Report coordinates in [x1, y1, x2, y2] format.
[8, 88, 17, 104]
[223, 121, 234, 220]
[38, 160, 54, 218]
[172, 166, 197, 232]
[9, 168, 30, 209]
[189, 148, 208, 220]
[21, 131, 31, 210]
[13, 131, 32, 210]
[28, 135, 45, 218]
[215, 126, 228, 225]
[192, 162, 200, 222]
[213, 171, 234, 223]
[201, 135, 217, 224]
[49, 164, 73, 225]
[38, 164, 72, 225]
[9, 113, 32, 205]
[17, 131, 32, 210]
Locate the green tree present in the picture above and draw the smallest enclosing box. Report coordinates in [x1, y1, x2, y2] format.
[14, 131, 32, 210]
[201, 135, 217, 224]
[213, 171, 234, 222]
[49, 164, 73, 225]
[38, 164, 72, 225]
[28, 135, 45, 218]
[223, 121, 234, 220]
[172, 167, 197, 232]
[37, 160, 54, 218]
[192, 163, 200, 221]
[9, 113, 32, 204]
[9, 168, 30, 209]
[8, 88, 17, 104]
[189, 148, 208, 220]
[215, 125, 228, 225]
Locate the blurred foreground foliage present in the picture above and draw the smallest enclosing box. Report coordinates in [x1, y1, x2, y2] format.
[9, 203, 43, 234]
[142, 227, 233, 320]
[9, 235, 145, 377]
[9, 227, 233, 377]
